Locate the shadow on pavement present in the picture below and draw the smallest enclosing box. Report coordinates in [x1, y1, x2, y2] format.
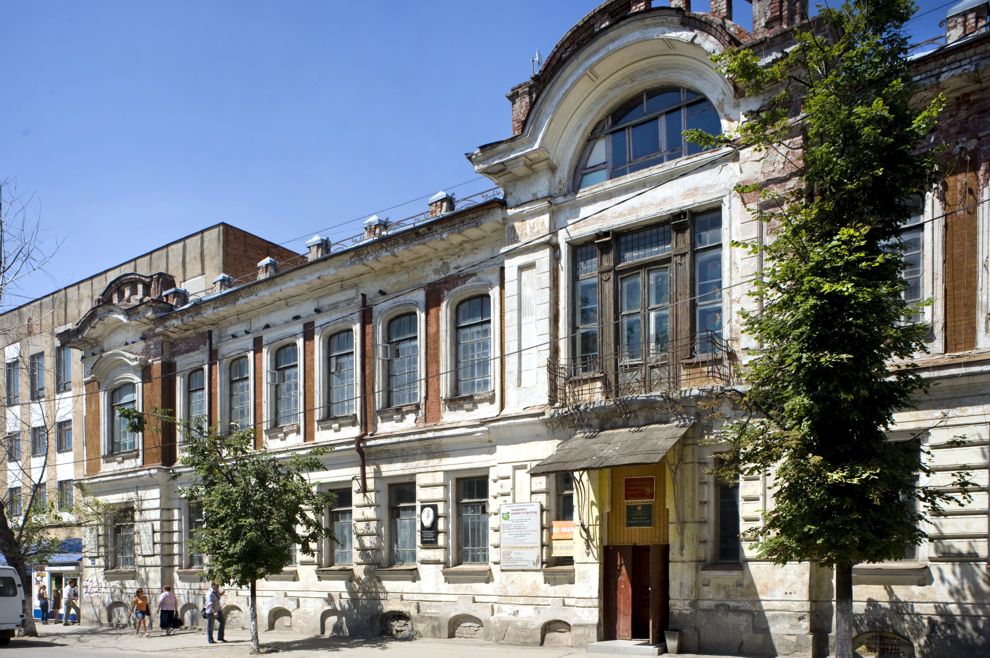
[260, 634, 400, 653]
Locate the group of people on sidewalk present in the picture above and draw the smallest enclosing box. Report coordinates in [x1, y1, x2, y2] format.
[129, 582, 225, 644]
[36, 580, 80, 625]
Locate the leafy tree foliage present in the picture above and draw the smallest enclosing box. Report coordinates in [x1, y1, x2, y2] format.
[703, 1, 973, 654]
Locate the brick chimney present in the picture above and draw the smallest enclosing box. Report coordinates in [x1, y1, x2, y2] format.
[257, 257, 278, 280]
[630, 0, 650, 12]
[669, 0, 692, 11]
[710, 0, 731, 20]
[508, 81, 538, 136]
[752, 0, 808, 38]
[212, 273, 234, 292]
[363, 215, 389, 240]
[428, 191, 456, 217]
[946, 0, 989, 44]
[161, 287, 189, 307]
[305, 234, 331, 261]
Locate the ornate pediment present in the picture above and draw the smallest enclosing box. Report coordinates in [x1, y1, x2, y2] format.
[96, 272, 177, 309]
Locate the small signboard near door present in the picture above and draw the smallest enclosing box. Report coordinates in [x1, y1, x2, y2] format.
[624, 476, 655, 528]
[500, 502, 541, 569]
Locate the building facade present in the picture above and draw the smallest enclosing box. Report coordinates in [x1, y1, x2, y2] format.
[6, 1, 990, 656]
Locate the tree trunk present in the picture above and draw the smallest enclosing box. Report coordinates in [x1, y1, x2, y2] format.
[835, 561, 853, 658]
[249, 579, 259, 654]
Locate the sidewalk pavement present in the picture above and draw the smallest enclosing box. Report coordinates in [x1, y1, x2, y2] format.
[3, 623, 745, 657]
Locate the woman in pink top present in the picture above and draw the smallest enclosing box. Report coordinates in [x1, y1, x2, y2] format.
[157, 586, 178, 635]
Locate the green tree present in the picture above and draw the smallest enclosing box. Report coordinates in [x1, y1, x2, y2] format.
[132, 410, 335, 654]
[704, 1, 972, 655]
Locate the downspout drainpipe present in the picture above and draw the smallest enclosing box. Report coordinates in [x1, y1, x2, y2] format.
[206, 329, 214, 429]
[355, 293, 371, 493]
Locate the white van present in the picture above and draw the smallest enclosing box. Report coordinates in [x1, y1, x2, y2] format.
[0, 566, 24, 644]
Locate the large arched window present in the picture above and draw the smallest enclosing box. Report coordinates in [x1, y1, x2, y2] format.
[455, 296, 492, 396]
[273, 344, 299, 426]
[327, 329, 355, 417]
[110, 383, 137, 454]
[386, 313, 418, 407]
[575, 87, 721, 190]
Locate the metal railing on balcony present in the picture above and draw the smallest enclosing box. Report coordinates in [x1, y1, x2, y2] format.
[548, 330, 735, 410]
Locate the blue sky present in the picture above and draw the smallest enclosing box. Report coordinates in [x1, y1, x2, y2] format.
[1, 1, 953, 303]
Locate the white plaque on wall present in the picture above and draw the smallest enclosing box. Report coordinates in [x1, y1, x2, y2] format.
[499, 502, 541, 570]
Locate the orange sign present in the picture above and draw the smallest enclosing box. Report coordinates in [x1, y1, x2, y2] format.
[624, 476, 655, 502]
[552, 520, 575, 540]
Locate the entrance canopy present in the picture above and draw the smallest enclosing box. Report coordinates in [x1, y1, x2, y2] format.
[529, 423, 691, 475]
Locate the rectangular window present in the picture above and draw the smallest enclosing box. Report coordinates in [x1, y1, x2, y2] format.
[110, 384, 137, 454]
[5, 361, 19, 406]
[573, 244, 599, 374]
[557, 472, 575, 522]
[187, 501, 205, 568]
[457, 477, 489, 564]
[186, 369, 206, 424]
[693, 210, 723, 354]
[30, 426, 47, 457]
[5, 432, 20, 462]
[29, 352, 45, 400]
[32, 485, 47, 514]
[716, 478, 740, 562]
[386, 313, 419, 407]
[327, 330, 355, 417]
[228, 356, 251, 431]
[274, 344, 299, 426]
[55, 346, 71, 393]
[7, 487, 21, 519]
[109, 508, 135, 570]
[900, 196, 924, 324]
[390, 483, 416, 566]
[57, 479, 74, 511]
[329, 489, 352, 566]
[56, 420, 72, 453]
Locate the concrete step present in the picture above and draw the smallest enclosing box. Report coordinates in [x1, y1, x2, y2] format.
[585, 640, 666, 655]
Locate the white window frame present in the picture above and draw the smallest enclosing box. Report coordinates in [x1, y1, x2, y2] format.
[375, 303, 424, 412]
[265, 338, 303, 430]
[317, 320, 361, 421]
[221, 354, 253, 433]
[449, 471, 490, 566]
[439, 285, 499, 401]
[322, 485, 353, 567]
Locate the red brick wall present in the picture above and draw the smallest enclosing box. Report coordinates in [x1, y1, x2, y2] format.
[141, 361, 176, 467]
[85, 381, 101, 476]
[221, 225, 300, 281]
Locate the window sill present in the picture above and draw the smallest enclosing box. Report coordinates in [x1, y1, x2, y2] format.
[266, 424, 299, 441]
[377, 403, 420, 422]
[176, 568, 206, 582]
[376, 565, 419, 582]
[318, 414, 358, 432]
[315, 566, 354, 581]
[543, 565, 575, 585]
[104, 450, 140, 463]
[444, 390, 495, 411]
[701, 562, 743, 572]
[853, 562, 932, 586]
[442, 565, 492, 584]
[265, 568, 299, 582]
[104, 569, 137, 580]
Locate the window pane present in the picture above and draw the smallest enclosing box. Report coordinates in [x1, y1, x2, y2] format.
[664, 111, 683, 156]
[610, 131, 628, 172]
[5, 362, 18, 406]
[621, 274, 641, 312]
[621, 317, 642, 361]
[693, 211, 722, 248]
[187, 369, 206, 421]
[330, 489, 353, 566]
[717, 481, 740, 562]
[586, 137, 607, 167]
[458, 477, 488, 564]
[328, 331, 355, 417]
[646, 89, 682, 115]
[228, 357, 250, 430]
[648, 268, 669, 307]
[617, 225, 672, 263]
[578, 280, 598, 325]
[388, 313, 418, 407]
[456, 297, 492, 396]
[579, 169, 608, 189]
[112, 384, 137, 453]
[610, 95, 645, 127]
[574, 244, 598, 277]
[630, 120, 660, 161]
[390, 484, 417, 566]
[686, 101, 722, 155]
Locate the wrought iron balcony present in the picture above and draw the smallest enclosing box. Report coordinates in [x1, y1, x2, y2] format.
[548, 331, 735, 409]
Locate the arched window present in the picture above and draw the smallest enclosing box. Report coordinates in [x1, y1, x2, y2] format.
[386, 313, 418, 407]
[110, 383, 137, 454]
[274, 344, 299, 426]
[327, 330, 355, 417]
[455, 296, 492, 396]
[228, 356, 250, 430]
[186, 369, 206, 424]
[575, 87, 721, 190]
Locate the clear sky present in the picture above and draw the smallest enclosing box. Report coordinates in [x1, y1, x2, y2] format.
[1, 0, 953, 305]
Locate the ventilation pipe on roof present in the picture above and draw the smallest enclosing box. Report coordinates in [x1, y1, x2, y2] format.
[669, 0, 691, 11]
[428, 191, 456, 218]
[363, 215, 389, 240]
[751, 0, 808, 38]
[257, 257, 278, 280]
[305, 234, 331, 261]
[946, 0, 989, 44]
[213, 273, 234, 292]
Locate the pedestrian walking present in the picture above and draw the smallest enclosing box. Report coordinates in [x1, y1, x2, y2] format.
[62, 580, 80, 625]
[37, 585, 49, 624]
[51, 588, 62, 623]
[204, 583, 225, 644]
[131, 588, 150, 637]
[157, 585, 178, 636]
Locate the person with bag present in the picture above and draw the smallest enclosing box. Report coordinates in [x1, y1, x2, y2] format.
[131, 588, 150, 637]
[37, 585, 49, 624]
[62, 580, 80, 625]
[204, 583, 225, 644]
[157, 585, 178, 636]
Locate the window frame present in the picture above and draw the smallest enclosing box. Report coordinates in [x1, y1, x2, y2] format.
[389, 482, 417, 566]
[384, 311, 420, 409]
[4, 360, 18, 406]
[57, 479, 74, 511]
[108, 382, 138, 455]
[5, 432, 21, 462]
[185, 367, 206, 426]
[271, 343, 300, 428]
[7, 486, 21, 519]
[453, 294, 493, 397]
[29, 352, 45, 401]
[55, 346, 71, 393]
[185, 500, 206, 569]
[714, 476, 741, 564]
[30, 426, 47, 458]
[456, 476, 489, 565]
[324, 488, 353, 567]
[107, 507, 135, 570]
[325, 328, 356, 419]
[226, 355, 251, 432]
[56, 420, 72, 453]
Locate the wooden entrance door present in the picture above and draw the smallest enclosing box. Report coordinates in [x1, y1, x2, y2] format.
[604, 544, 669, 642]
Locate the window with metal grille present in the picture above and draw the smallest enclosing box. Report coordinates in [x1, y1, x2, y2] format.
[386, 313, 418, 407]
[716, 478, 740, 562]
[187, 501, 205, 568]
[57, 479, 74, 511]
[575, 87, 721, 190]
[186, 369, 206, 424]
[55, 346, 72, 393]
[228, 356, 250, 431]
[29, 352, 45, 400]
[455, 296, 492, 396]
[390, 483, 417, 565]
[56, 420, 72, 453]
[328, 489, 352, 566]
[327, 330, 355, 417]
[4, 361, 18, 406]
[30, 426, 46, 457]
[110, 384, 137, 454]
[109, 508, 135, 569]
[274, 344, 299, 426]
[457, 477, 489, 564]
[5, 432, 20, 462]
